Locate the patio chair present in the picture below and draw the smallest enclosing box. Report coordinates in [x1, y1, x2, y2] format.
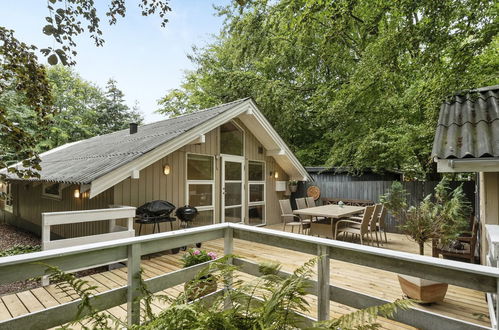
[295, 197, 313, 224]
[279, 199, 310, 234]
[305, 196, 316, 208]
[376, 205, 388, 244]
[432, 218, 479, 263]
[347, 204, 382, 247]
[334, 205, 375, 245]
[305, 196, 325, 222]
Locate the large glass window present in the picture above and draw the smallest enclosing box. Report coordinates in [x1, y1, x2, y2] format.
[187, 154, 214, 180]
[186, 154, 214, 225]
[248, 161, 265, 225]
[220, 122, 243, 156]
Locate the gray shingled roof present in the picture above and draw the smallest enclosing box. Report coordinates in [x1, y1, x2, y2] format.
[2, 98, 249, 184]
[432, 85, 499, 159]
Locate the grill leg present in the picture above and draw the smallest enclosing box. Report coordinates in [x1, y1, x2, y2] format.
[138, 223, 142, 236]
[170, 221, 174, 232]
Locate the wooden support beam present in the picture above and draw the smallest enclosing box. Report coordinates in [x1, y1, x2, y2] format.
[266, 149, 285, 156]
[79, 184, 91, 193]
[131, 169, 140, 179]
[189, 134, 206, 145]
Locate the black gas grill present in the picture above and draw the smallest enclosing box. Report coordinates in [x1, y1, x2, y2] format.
[135, 200, 176, 235]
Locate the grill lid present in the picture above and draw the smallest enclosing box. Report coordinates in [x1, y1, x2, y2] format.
[175, 205, 198, 221]
[137, 200, 176, 216]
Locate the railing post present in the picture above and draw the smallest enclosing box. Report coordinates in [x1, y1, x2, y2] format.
[317, 245, 330, 321]
[496, 278, 499, 330]
[127, 243, 141, 326]
[224, 227, 234, 309]
[41, 215, 50, 286]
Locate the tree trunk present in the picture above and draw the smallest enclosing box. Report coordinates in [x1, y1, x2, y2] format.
[419, 242, 425, 255]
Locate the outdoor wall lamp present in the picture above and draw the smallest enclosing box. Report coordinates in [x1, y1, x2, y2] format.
[74, 189, 81, 198]
[274, 171, 279, 179]
[163, 164, 171, 175]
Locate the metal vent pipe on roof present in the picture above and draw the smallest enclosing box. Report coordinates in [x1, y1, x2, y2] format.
[129, 123, 138, 134]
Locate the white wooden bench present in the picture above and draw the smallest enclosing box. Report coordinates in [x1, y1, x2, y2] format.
[41, 206, 135, 284]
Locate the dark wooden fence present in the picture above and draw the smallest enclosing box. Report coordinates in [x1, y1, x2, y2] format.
[294, 179, 476, 233]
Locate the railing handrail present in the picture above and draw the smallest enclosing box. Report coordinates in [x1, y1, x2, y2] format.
[228, 223, 499, 279]
[1, 222, 499, 282]
[0, 222, 498, 330]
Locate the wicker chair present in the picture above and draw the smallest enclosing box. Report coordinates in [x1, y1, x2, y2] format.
[335, 206, 375, 245]
[295, 197, 313, 224]
[346, 204, 382, 247]
[305, 196, 316, 208]
[376, 205, 388, 244]
[279, 199, 310, 234]
[432, 218, 479, 263]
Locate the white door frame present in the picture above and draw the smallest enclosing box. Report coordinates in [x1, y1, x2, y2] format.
[221, 154, 245, 223]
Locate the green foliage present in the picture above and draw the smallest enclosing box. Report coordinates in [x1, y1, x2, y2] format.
[1, 1, 167, 179]
[313, 299, 412, 330]
[45, 256, 413, 329]
[0, 27, 52, 179]
[396, 178, 471, 255]
[43, 263, 122, 329]
[3, 66, 144, 154]
[157, 0, 499, 177]
[181, 249, 218, 268]
[0, 245, 40, 257]
[379, 182, 408, 220]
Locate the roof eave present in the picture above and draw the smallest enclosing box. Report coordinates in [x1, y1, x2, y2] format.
[435, 157, 499, 173]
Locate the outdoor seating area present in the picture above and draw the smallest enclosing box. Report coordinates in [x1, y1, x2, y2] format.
[280, 197, 388, 247]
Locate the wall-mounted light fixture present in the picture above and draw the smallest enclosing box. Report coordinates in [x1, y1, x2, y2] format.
[74, 189, 81, 198]
[163, 164, 171, 175]
[274, 171, 279, 179]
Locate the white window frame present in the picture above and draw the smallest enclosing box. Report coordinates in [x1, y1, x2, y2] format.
[42, 182, 63, 200]
[219, 120, 245, 157]
[2, 182, 13, 213]
[221, 154, 246, 223]
[248, 160, 266, 226]
[185, 153, 215, 223]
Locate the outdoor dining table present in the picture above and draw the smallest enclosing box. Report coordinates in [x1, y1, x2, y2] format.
[293, 204, 365, 238]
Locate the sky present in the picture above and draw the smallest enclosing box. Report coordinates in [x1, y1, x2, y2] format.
[0, 0, 230, 123]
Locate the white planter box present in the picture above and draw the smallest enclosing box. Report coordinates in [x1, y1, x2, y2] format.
[275, 181, 287, 191]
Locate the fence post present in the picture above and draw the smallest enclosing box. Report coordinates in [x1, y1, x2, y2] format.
[317, 245, 330, 321]
[127, 243, 141, 326]
[224, 227, 234, 309]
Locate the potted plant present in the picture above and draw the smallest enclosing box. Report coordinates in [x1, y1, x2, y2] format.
[182, 249, 218, 301]
[381, 179, 470, 303]
[288, 180, 298, 193]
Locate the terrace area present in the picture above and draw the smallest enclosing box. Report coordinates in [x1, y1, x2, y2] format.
[0, 223, 495, 330]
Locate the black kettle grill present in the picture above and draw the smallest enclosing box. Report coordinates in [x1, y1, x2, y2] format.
[175, 205, 199, 222]
[175, 205, 201, 250]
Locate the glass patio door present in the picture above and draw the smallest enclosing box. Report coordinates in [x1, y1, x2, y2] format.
[222, 155, 245, 223]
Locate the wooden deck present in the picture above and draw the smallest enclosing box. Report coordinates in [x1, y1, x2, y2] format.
[0, 226, 491, 329]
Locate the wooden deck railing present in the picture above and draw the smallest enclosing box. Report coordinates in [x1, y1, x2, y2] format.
[0, 223, 498, 330]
